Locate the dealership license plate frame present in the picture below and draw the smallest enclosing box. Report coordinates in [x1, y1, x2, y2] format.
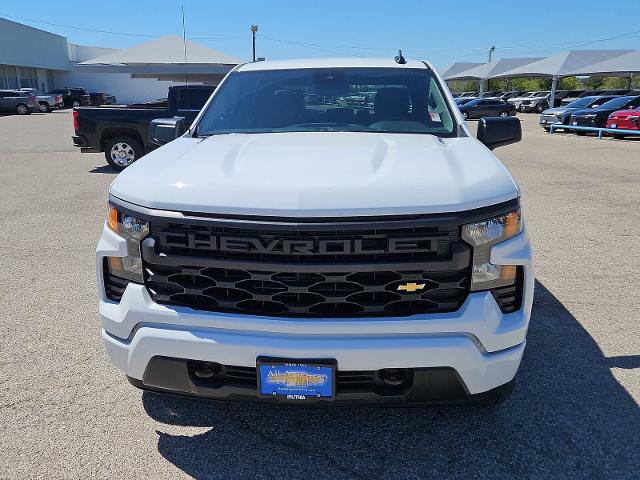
[257, 357, 337, 401]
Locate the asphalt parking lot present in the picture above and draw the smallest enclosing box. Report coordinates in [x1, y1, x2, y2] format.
[1, 110, 638, 479]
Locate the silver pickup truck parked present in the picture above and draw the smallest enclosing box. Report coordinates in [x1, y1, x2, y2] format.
[19, 88, 63, 112]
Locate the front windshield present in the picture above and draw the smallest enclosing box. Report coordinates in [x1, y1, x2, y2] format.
[197, 67, 456, 137]
[566, 97, 597, 108]
[599, 96, 637, 109]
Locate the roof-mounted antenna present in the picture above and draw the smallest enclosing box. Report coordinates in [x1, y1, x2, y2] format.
[181, 3, 189, 87]
[395, 49, 407, 64]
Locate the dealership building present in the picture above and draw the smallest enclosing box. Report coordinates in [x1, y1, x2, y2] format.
[0, 17, 240, 103]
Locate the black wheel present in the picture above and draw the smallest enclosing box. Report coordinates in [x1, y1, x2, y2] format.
[15, 103, 30, 115]
[543, 127, 550, 132]
[72, 100, 80, 108]
[499, 111, 509, 117]
[462, 111, 468, 120]
[38, 102, 50, 113]
[104, 136, 144, 171]
[536, 104, 544, 113]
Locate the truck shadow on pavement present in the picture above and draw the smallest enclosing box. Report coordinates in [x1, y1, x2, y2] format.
[89, 165, 118, 174]
[142, 280, 639, 479]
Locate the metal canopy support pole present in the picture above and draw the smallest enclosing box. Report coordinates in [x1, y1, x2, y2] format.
[628, 74, 634, 90]
[478, 79, 485, 97]
[550, 75, 558, 109]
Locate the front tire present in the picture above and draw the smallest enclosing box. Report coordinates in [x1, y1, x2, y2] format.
[499, 111, 509, 117]
[72, 100, 80, 108]
[536, 104, 544, 113]
[38, 102, 50, 113]
[462, 111, 468, 120]
[104, 136, 144, 171]
[15, 103, 30, 115]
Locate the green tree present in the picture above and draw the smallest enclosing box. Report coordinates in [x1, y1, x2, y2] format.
[560, 77, 581, 89]
[599, 76, 632, 89]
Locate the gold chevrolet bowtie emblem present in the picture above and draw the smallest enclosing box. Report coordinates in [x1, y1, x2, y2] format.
[397, 282, 426, 292]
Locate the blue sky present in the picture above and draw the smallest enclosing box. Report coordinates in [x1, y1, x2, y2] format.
[2, 0, 640, 67]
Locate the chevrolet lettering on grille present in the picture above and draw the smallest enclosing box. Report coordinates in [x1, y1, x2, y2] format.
[160, 232, 435, 256]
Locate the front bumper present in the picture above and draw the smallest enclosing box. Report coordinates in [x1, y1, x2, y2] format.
[539, 114, 562, 127]
[571, 116, 605, 128]
[606, 119, 639, 130]
[97, 223, 534, 401]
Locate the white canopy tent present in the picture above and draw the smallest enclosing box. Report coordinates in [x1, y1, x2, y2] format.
[78, 35, 243, 84]
[440, 62, 484, 80]
[491, 50, 634, 108]
[570, 50, 640, 87]
[445, 57, 543, 95]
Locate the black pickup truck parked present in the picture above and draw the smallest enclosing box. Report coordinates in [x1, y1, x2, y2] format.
[72, 85, 215, 170]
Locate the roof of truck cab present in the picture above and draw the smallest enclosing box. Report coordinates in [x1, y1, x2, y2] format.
[236, 57, 430, 71]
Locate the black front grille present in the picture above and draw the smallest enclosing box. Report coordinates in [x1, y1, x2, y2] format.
[144, 264, 470, 316]
[149, 222, 458, 263]
[140, 214, 477, 317]
[574, 116, 597, 127]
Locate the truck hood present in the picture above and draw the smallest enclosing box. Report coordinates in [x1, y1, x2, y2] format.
[572, 108, 612, 117]
[110, 132, 519, 217]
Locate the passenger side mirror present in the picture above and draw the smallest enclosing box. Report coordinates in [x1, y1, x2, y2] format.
[477, 117, 522, 150]
[149, 117, 186, 146]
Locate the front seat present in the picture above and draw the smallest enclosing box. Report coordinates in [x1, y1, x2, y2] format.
[373, 87, 411, 121]
[272, 89, 306, 127]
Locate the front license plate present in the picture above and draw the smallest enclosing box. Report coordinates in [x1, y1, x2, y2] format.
[572, 121, 578, 125]
[610, 124, 617, 128]
[258, 359, 335, 400]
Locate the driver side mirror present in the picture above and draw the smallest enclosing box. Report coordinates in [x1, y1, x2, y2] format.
[477, 117, 522, 150]
[149, 117, 186, 146]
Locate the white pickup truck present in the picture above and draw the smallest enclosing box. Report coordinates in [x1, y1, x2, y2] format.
[97, 56, 533, 406]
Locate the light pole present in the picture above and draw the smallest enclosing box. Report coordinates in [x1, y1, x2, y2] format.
[486, 46, 496, 93]
[251, 24, 258, 62]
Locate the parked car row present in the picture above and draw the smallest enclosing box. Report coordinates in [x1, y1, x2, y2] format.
[539, 94, 640, 138]
[0, 86, 117, 115]
[453, 89, 640, 112]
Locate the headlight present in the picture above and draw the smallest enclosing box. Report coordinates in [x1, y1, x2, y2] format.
[106, 204, 149, 283]
[462, 210, 521, 291]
